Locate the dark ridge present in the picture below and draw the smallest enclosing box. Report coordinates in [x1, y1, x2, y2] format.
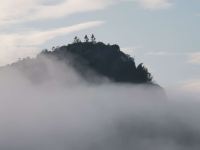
[7, 36, 154, 84]
[39, 42, 153, 84]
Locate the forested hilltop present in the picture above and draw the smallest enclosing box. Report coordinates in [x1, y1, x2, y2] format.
[8, 35, 154, 84]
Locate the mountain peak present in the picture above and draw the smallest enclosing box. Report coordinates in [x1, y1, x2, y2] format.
[37, 38, 153, 84]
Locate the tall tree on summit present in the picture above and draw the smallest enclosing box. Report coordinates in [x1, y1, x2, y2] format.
[74, 36, 81, 43]
[91, 34, 96, 43]
[84, 35, 89, 42]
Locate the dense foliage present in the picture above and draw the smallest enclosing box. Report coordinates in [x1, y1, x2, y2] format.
[39, 36, 153, 83]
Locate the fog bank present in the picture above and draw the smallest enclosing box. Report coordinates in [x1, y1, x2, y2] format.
[0, 57, 199, 150]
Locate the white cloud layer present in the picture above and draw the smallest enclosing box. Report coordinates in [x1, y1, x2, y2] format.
[0, 55, 199, 150]
[188, 52, 200, 64]
[181, 79, 200, 94]
[136, 0, 172, 10]
[0, 0, 173, 26]
[0, 0, 113, 26]
[0, 21, 104, 66]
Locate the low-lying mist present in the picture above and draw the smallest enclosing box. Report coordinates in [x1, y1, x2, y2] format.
[0, 56, 199, 150]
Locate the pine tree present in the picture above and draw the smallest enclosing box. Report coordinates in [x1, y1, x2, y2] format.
[91, 34, 96, 43]
[84, 35, 89, 42]
[74, 36, 81, 43]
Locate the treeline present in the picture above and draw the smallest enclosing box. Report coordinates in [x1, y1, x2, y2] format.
[73, 34, 96, 43]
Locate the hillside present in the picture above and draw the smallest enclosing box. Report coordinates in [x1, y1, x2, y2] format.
[8, 37, 153, 84]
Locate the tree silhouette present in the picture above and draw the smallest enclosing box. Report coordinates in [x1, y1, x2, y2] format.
[74, 36, 81, 43]
[52, 46, 56, 51]
[137, 63, 152, 82]
[10, 37, 154, 84]
[91, 34, 96, 43]
[84, 35, 89, 42]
